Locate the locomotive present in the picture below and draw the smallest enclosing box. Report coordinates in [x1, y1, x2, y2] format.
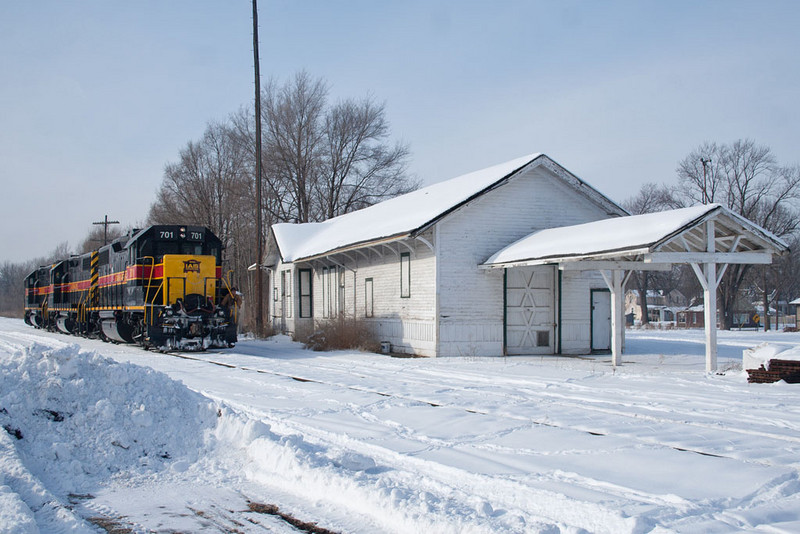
[24, 225, 239, 351]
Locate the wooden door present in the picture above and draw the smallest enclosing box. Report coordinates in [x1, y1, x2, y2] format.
[505, 267, 555, 355]
[591, 289, 611, 352]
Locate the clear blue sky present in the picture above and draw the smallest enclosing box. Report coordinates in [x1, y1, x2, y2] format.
[2, 0, 799, 263]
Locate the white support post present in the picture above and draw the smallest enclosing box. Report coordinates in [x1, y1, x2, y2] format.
[704, 220, 718, 372]
[601, 270, 625, 366]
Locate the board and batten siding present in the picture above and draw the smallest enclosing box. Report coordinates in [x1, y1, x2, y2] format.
[278, 234, 438, 357]
[435, 164, 614, 357]
[359, 240, 438, 356]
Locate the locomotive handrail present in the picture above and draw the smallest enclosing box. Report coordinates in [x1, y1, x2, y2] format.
[77, 293, 86, 324]
[220, 270, 239, 324]
[142, 256, 156, 325]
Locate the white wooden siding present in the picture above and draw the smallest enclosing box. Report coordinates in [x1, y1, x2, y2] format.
[560, 271, 607, 354]
[436, 164, 612, 357]
[287, 235, 438, 356]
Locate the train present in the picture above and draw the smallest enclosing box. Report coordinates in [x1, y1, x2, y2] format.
[24, 225, 239, 351]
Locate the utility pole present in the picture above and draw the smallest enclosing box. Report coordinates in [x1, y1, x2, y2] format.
[92, 215, 120, 245]
[700, 157, 712, 204]
[252, 0, 264, 337]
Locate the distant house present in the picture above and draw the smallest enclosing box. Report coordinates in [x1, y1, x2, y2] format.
[263, 154, 626, 357]
[791, 298, 800, 328]
[677, 305, 706, 328]
[625, 289, 687, 325]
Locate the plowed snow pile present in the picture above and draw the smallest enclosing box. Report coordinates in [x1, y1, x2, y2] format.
[0, 343, 218, 531]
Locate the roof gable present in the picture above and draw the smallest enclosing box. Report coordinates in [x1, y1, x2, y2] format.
[272, 153, 625, 262]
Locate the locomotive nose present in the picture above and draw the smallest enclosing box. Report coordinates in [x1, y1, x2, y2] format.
[161, 255, 217, 305]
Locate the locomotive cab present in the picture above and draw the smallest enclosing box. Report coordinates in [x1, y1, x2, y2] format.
[123, 225, 237, 350]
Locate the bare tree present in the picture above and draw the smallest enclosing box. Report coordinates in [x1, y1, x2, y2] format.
[148, 119, 258, 328]
[317, 97, 415, 218]
[149, 121, 250, 243]
[79, 226, 126, 253]
[260, 71, 415, 223]
[262, 71, 328, 223]
[676, 139, 800, 329]
[148, 71, 414, 333]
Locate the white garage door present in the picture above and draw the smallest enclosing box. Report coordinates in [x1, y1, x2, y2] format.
[506, 266, 555, 355]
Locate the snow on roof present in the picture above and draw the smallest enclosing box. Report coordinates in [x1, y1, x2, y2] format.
[484, 203, 788, 267]
[485, 205, 717, 265]
[274, 153, 594, 262]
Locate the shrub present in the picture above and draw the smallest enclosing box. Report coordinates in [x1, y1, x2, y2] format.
[298, 317, 381, 353]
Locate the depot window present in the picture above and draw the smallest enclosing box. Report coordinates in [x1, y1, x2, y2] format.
[400, 253, 410, 298]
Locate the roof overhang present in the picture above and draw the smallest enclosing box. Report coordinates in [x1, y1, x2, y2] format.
[481, 204, 788, 271]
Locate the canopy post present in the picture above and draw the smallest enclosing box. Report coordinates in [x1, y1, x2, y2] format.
[601, 270, 625, 366]
[704, 220, 718, 372]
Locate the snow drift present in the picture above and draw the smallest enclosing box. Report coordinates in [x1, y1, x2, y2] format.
[0, 343, 219, 531]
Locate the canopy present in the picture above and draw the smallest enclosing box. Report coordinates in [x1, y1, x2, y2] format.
[482, 204, 789, 371]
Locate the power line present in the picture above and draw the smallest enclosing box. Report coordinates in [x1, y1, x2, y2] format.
[92, 215, 120, 246]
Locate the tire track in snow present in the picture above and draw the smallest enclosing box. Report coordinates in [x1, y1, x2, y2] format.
[169, 350, 800, 468]
[153, 349, 798, 532]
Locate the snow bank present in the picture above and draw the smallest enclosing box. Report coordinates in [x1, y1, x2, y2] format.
[742, 342, 800, 370]
[211, 409, 637, 534]
[0, 343, 218, 532]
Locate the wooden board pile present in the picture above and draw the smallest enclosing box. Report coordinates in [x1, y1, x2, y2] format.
[747, 359, 800, 383]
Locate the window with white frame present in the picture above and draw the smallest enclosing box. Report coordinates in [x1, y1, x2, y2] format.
[328, 267, 337, 317]
[400, 253, 411, 298]
[298, 269, 312, 318]
[365, 278, 374, 318]
[282, 270, 292, 318]
[321, 267, 329, 318]
[337, 267, 345, 315]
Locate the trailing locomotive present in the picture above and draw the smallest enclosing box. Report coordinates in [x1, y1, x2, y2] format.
[24, 225, 239, 351]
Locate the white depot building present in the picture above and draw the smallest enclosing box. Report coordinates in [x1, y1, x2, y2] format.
[262, 154, 787, 371]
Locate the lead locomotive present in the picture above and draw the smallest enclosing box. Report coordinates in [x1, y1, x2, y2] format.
[24, 225, 239, 351]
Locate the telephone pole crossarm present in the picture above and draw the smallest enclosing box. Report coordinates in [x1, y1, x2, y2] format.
[92, 215, 120, 246]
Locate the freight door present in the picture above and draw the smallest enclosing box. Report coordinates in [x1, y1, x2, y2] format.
[505, 266, 555, 355]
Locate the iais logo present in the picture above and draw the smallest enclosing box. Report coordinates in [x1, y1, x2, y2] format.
[183, 259, 201, 274]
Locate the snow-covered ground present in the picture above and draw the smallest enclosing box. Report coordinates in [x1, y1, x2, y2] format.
[2, 317, 800, 533]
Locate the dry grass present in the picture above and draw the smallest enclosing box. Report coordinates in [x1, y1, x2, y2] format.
[296, 317, 381, 353]
[247, 501, 339, 534]
[87, 517, 134, 534]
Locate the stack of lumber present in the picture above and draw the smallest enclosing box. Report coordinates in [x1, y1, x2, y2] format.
[747, 359, 800, 383]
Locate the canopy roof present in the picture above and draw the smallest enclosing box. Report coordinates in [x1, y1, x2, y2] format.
[483, 204, 788, 268]
[271, 153, 624, 263]
[481, 203, 789, 373]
